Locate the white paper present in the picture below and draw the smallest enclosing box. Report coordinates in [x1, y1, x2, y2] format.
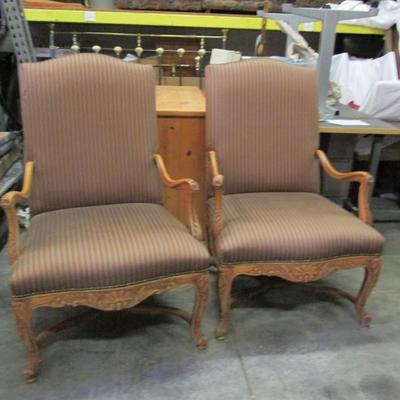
[123, 53, 138, 62]
[84, 11, 96, 22]
[326, 119, 370, 126]
[210, 49, 241, 65]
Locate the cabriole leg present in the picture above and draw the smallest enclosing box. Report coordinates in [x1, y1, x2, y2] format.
[191, 273, 209, 349]
[13, 301, 40, 383]
[215, 267, 235, 340]
[355, 258, 381, 327]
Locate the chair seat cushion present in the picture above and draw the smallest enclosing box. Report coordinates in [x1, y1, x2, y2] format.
[11, 204, 210, 297]
[211, 193, 384, 264]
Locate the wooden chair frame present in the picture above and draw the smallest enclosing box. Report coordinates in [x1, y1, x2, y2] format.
[1, 154, 209, 382]
[208, 149, 381, 340]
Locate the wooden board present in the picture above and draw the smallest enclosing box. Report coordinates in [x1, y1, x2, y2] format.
[158, 117, 206, 231]
[156, 86, 205, 117]
[24, 0, 84, 9]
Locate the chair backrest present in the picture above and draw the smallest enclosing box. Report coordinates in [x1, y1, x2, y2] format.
[19, 54, 161, 216]
[205, 58, 320, 195]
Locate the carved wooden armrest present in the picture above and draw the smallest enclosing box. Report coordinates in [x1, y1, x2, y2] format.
[0, 161, 34, 264]
[316, 149, 373, 225]
[208, 150, 224, 237]
[154, 154, 202, 240]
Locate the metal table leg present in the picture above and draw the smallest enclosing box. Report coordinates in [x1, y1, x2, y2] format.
[368, 135, 400, 221]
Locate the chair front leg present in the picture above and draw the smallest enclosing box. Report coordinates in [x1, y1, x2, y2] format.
[13, 301, 40, 383]
[191, 274, 209, 349]
[215, 267, 235, 340]
[355, 257, 381, 327]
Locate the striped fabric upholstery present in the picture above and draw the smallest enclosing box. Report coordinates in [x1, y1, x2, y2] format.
[19, 54, 161, 216]
[210, 193, 384, 263]
[205, 59, 320, 195]
[11, 203, 210, 296]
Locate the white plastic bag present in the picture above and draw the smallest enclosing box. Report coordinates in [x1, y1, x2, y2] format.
[330, 52, 398, 107]
[359, 81, 400, 121]
[335, 0, 400, 30]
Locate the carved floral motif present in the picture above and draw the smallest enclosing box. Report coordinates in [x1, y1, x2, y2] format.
[216, 256, 381, 338]
[12, 272, 209, 382]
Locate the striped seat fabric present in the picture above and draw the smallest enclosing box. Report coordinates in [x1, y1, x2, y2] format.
[211, 193, 384, 264]
[11, 203, 211, 297]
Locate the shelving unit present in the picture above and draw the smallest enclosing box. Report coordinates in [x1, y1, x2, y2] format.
[24, 8, 384, 35]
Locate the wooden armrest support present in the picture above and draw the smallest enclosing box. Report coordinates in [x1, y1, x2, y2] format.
[0, 161, 34, 264]
[209, 150, 224, 189]
[208, 151, 224, 237]
[154, 154, 202, 240]
[154, 154, 199, 191]
[316, 149, 373, 225]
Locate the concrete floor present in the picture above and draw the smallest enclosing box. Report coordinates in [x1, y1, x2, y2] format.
[0, 223, 399, 400]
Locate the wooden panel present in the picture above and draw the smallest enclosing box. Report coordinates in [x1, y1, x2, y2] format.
[158, 116, 206, 230]
[156, 86, 206, 117]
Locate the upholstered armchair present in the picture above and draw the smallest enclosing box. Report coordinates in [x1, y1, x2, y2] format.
[1, 54, 210, 382]
[205, 59, 384, 339]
